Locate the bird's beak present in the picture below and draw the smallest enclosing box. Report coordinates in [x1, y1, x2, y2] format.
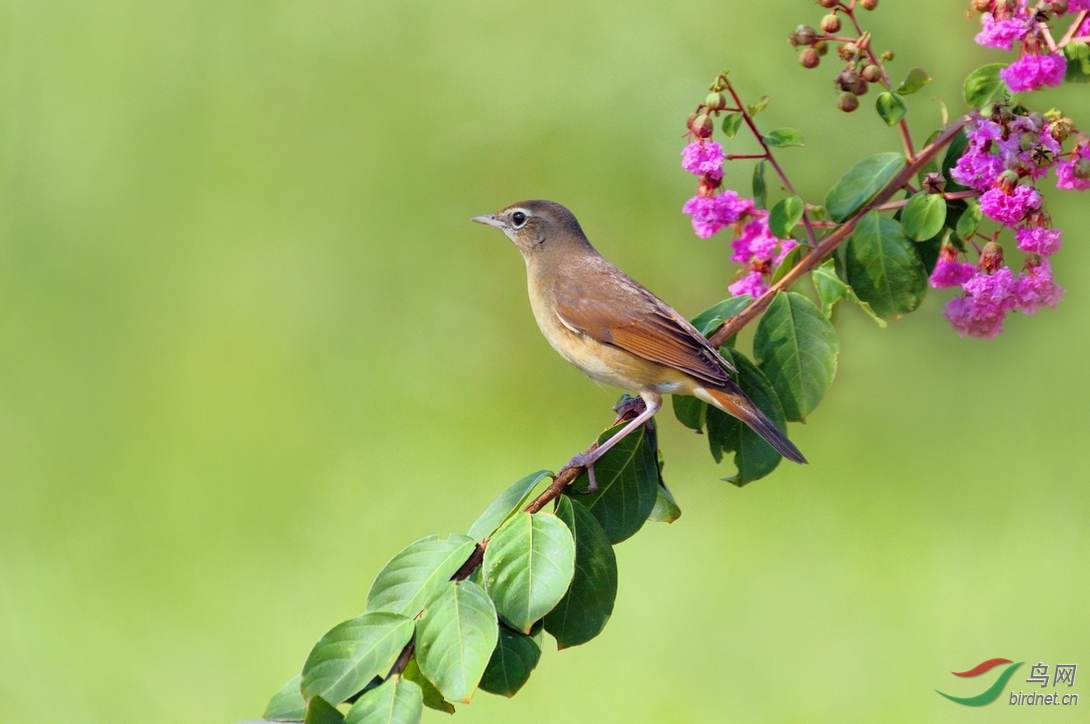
[472, 214, 504, 229]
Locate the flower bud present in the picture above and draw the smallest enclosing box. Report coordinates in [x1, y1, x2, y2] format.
[861, 64, 882, 83]
[1049, 120, 1071, 143]
[923, 172, 946, 194]
[686, 112, 698, 131]
[997, 169, 1020, 193]
[1050, 0, 1068, 15]
[1075, 158, 1090, 180]
[860, 0, 878, 9]
[814, 40, 829, 55]
[836, 68, 860, 92]
[820, 14, 841, 33]
[693, 113, 714, 138]
[791, 25, 817, 46]
[705, 91, 727, 111]
[838, 42, 857, 60]
[979, 241, 1004, 273]
[881, 50, 894, 61]
[851, 77, 869, 95]
[838, 92, 860, 113]
[819, 0, 837, 7]
[800, 49, 821, 68]
[971, 0, 991, 11]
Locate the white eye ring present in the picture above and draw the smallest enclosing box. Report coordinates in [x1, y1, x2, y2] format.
[511, 210, 528, 228]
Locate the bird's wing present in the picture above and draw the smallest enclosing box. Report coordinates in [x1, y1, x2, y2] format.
[553, 262, 733, 387]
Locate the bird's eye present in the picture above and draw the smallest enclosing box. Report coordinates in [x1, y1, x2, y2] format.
[511, 211, 528, 228]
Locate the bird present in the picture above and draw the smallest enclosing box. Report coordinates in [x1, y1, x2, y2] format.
[473, 200, 806, 488]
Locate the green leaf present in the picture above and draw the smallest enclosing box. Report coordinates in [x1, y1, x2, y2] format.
[344, 678, 422, 724]
[543, 495, 618, 648]
[302, 612, 415, 707]
[752, 161, 767, 209]
[482, 512, 575, 632]
[690, 295, 752, 337]
[706, 349, 786, 486]
[768, 196, 804, 239]
[366, 535, 477, 617]
[825, 153, 906, 222]
[571, 423, 659, 543]
[844, 211, 928, 319]
[875, 92, 908, 126]
[402, 660, 454, 714]
[901, 192, 947, 241]
[811, 258, 886, 327]
[896, 67, 932, 95]
[965, 63, 1009, 108]
[763, 128, 804, 148]
[770, 243, 804, 285]
[753, 292, 839, 422]
[671, 394, 706, 432]
[265, 675, 307, 721]
[648, 482, 682, 523]
[747, 95, 769, 115]
[467, 471, 551, 541]
[1065, 42, 1090, 83]
[415, 580, 498, 703]
[721, 112, 743, 138]
[941, 128, 970, 192]
[306, 696, 346, 724]
[478, 626, 542, 697]
[956, 199, 982, 242]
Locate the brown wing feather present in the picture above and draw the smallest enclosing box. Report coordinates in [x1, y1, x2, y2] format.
[553, 259, 733, 387]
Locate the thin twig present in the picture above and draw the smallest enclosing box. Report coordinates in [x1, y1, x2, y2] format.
[1061, 11, 1088, 46]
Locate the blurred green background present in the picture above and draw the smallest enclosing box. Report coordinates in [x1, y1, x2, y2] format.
[2, 1, 1088, 722]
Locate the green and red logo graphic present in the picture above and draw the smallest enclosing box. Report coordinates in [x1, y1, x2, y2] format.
[936, 658, 1024, 706]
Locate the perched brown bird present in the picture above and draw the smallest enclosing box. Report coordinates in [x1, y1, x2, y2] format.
[474, 200, 805, 487]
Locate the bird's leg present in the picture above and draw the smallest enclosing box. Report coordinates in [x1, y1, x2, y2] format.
[566, 392, 662, 493]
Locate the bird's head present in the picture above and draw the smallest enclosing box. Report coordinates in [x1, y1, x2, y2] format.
[472, 200, 591, 259]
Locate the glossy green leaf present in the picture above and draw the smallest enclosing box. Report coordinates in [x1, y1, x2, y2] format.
[671, 394, 706, 432]
[478, 626, 542, 697]
[302, 612, 415, 707]
[825, 153, 905, 222]
[875, 92, 907, 126]
[415, 580, 498, 703]
[768, 196, 804, 239]
[344, 677, 422, 724]
[482, 512, 575, 632]
[543, 495, 618, 648]
[1065, 42, 1090, 83]
[956, 199, 982, 242]
[896, 67, 932, 95]
[690, 295, 752, 337]
[844, 211, 928, 319]
[763, 128, 804, 148]
[811, 258, 886, 327]
[571, 423, 659, 543]
[752, 161, 767, 209]
[721, 112, 743, 138]
[706, 348, 786, 486]
[941, 128, 970, 192]
[306, 696, 346, 724]
[901, 192, 947, 241]
[753, 292, 839, 422]
[770, 244, 804, 285]
[965, 63, 1009, 107]
[648, 482, 682, 523]
[265, 675, 307, 721]
[467, 471, 551, 540]
[366, 535, 477, 617]
[402, 659, 453, 714]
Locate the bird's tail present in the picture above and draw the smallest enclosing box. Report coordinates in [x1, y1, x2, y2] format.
[696, 380, 808, 464]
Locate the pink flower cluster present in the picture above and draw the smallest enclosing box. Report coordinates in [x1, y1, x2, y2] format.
[971, 0, 1089, 93]
[681, 140, 796, 298]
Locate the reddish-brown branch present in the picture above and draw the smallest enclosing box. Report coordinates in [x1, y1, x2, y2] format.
[707, 117, 967, 347]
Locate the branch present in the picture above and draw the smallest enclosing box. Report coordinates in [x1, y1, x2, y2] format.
[707, 117, 968, 347]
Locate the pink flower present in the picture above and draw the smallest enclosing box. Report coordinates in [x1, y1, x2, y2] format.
[979, 184, 1041, 226]
[975, 14, 1031, 50]
[929, 256, 976, 289]
[682, 191, 752, 238]
[1069, 1, 1090, 14]
[730, 217, 780, 264]
[951, 149, 1004, 191]
[1056, 147, 1090, 191]
[775, 239, 799, 265]
[1015, 226, 1063, 256]
[681, 141, 725, 180]
[1016, 260, 1064, 314]
[943, 267, 1019, 339]
[1000, 53, 1067, 93]
[728, 270, 768, 298]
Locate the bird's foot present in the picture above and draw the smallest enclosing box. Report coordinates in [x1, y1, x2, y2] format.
[612, 394, 646, 421]
[565, 451, 598, 494]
